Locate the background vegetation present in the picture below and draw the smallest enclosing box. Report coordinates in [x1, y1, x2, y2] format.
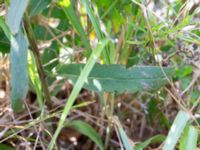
[0, 0, 200, 149]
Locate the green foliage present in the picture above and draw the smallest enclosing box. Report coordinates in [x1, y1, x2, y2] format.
[179, 125, 198, 150]
[82, 0, 111, 63]
[118, 126, 133, 150]
[68, 120, 104, 150]
[0, 17, 11, 54]
[58, 0, 92, 57]
[0, 144, 15, 150]
[0, 0, 199, 149]
[10, 31, 28, 112]
[163, 111, 190, 150]
[28, 51, 43, 108]
[134, 135, 165, 150]
[29, 0, 51, 17]
[6, 0, 29, 34]
[48, 39, 109, 149]
[56, 64, 174, 92]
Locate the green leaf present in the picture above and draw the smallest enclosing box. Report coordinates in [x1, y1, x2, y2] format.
[48, 39, 109, 150]
[118, 126, 133, 150]
[0, 17, 11, 40]
[58, 0, 92, 58]
[0, 17, 11, 54]
[56, 64, 174, 93]
[28, 51, 43, 109]
[163, 110, 190, 150]
[6, 0, 29, 34]
[0, 30, 10, 54]
[10, 31, 28, 113]
[82, 0, 110, 63]
[179, 125, 198, 150]
[113, 117, 133, 150]
[68, 120, 104, 150]
[30, 0, 51, 17]
[0, 144, 15, 150]
[134, 135, 165, 150]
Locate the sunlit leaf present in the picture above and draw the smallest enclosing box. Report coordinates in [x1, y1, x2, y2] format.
[179, 125, 198, 150]
[163, 111, 190, 150]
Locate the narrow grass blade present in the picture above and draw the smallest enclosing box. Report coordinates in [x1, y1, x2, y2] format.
[10, 31, 28, 113]
[134, 135, 165, 150]
[0, 17, 11, 40]
[179, 125, 198, 150]
[30, 0, 51, 17]
[82, 0, 110, 63]
[6, 0, 29, 34]
[58, 0, 92, 57]
[163, 110, 190, 150]
[68, 120, 104, 150]
[28, 51, 43, 109]
[48, 39, 109, 150]
[113, 117, 133, 150]
[119, 127, 133, 150]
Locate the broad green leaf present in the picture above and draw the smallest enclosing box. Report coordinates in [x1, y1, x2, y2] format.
[30, 0, 51, 17]
[0, 144, 15, 150]
[179, 125, 198, 150]
[48, 39, 109, 150]
[10, 31, 28, 113]
[163, 111, 190, 150]
[58, 0, 92, 58]
[6, 0, 29, 34]
[56, 64, 174, 93]
[134, 135, 165, 150]
[68, 120, 104, 150]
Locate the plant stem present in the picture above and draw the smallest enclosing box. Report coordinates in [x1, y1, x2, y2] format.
[24, 14, 52, 110]
[24, 14, 60, 150]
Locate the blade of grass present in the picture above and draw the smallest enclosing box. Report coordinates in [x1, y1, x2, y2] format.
[179, 125, 198, 150]
[113, 116, 133, 150]
[28, 51, 43, 109]
[48, 39, 109, 150]
[134, 135, 165, 150]
[68, 120, 104, 150]
[163, 110, 190, 150]
[100, 0, 118, 20]
[82, 0, 111, 64]
[58, 0, 92, 58]
[0, 17, 11, 40]
[6, 0, 29, 34]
